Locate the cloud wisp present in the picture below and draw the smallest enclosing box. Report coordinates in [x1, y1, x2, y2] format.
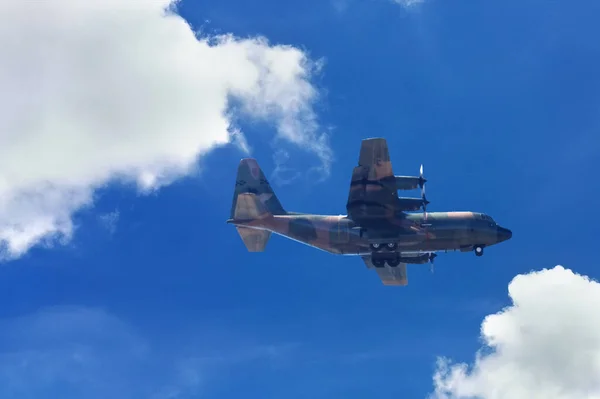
[0, 0, 330, 259]
[430, 265, 600, 399]
[393, 0, 424, 7]
[0, 307, 193, 399]
[0, 306, 300, 399]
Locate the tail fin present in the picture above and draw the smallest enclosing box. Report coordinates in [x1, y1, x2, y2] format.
[233, 192, 271, 221]
[230, 158, 286, 220]
[229, 158, 283, 253]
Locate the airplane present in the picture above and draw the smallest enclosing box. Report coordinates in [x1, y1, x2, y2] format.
[226, 137, 512, 286]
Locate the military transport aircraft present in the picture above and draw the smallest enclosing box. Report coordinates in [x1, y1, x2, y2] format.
[227, 137, 512, 286]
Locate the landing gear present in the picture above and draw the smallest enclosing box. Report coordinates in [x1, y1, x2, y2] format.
[474, 245, 484, 257]
[369, 242, 397, 252]
[369, 242, 400, 267]
[371, 252, 400, 268]
[372, 257, 386, 268]
[387, 257, 401, 267]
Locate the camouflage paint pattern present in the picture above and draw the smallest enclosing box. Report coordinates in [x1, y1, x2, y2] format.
[230, 202, 506, 256]
[347, 138, 398, 224]
[228, 137, 512, 285]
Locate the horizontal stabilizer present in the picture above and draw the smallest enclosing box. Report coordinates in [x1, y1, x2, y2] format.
[235, 227, 271, 252]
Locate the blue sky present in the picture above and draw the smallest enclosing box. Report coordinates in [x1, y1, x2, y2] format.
[1, 0, 600, 398]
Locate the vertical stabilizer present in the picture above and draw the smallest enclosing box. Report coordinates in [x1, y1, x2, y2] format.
[230, 158, 286, 219]
[233, 192, 271, 221]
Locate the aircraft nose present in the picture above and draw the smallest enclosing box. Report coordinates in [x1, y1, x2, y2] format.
[496, 226, 512, 242]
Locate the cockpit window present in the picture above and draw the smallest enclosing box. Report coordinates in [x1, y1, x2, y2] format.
[478, 213, 497, 225]
[482, 214, 495, 223]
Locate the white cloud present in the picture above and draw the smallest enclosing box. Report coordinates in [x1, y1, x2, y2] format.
[98, 209, 120, 235]
[0, 0, 330, 259]
[430, 265, 600, 399]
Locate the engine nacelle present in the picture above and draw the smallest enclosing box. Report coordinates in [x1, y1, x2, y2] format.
[397, 197, 427, 212]
[395, 175, 421, 191]
[398, 253, 433, 264]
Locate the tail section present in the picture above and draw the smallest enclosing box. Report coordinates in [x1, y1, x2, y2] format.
[230, 158, 286, 219]
[230, 158, 285, 252]
[232, 193, 273, 252]
[233, 192, 271, 221]
[235, 226, 271, 252]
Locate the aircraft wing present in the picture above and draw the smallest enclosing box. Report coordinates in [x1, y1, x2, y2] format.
[361, 256, 408, 286]
[346, 138, 400, 223]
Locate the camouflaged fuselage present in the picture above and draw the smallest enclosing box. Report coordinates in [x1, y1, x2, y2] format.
[234, 211, 503, 255]
[229, 139, 512, 286]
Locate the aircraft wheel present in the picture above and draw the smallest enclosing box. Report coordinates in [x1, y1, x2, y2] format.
[372, 257, 385, 268]
[370, 243, 382, 252]
[387, 257, 401, 267]
[474, 245, 484, 257]
[384, 242, 398, 251]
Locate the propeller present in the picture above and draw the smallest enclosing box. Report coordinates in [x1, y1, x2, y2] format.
[419, 165, 429, 211]
[418, 164, 427, 188]
[420, 177, 431, 239]
[428, 253, 437, 273]
[416, 163, 431, 238]
[421, 183, 430, 219]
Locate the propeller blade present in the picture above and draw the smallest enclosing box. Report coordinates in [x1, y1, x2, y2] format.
[420, 176, 429, 220]
[418, 164, 427, 188]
